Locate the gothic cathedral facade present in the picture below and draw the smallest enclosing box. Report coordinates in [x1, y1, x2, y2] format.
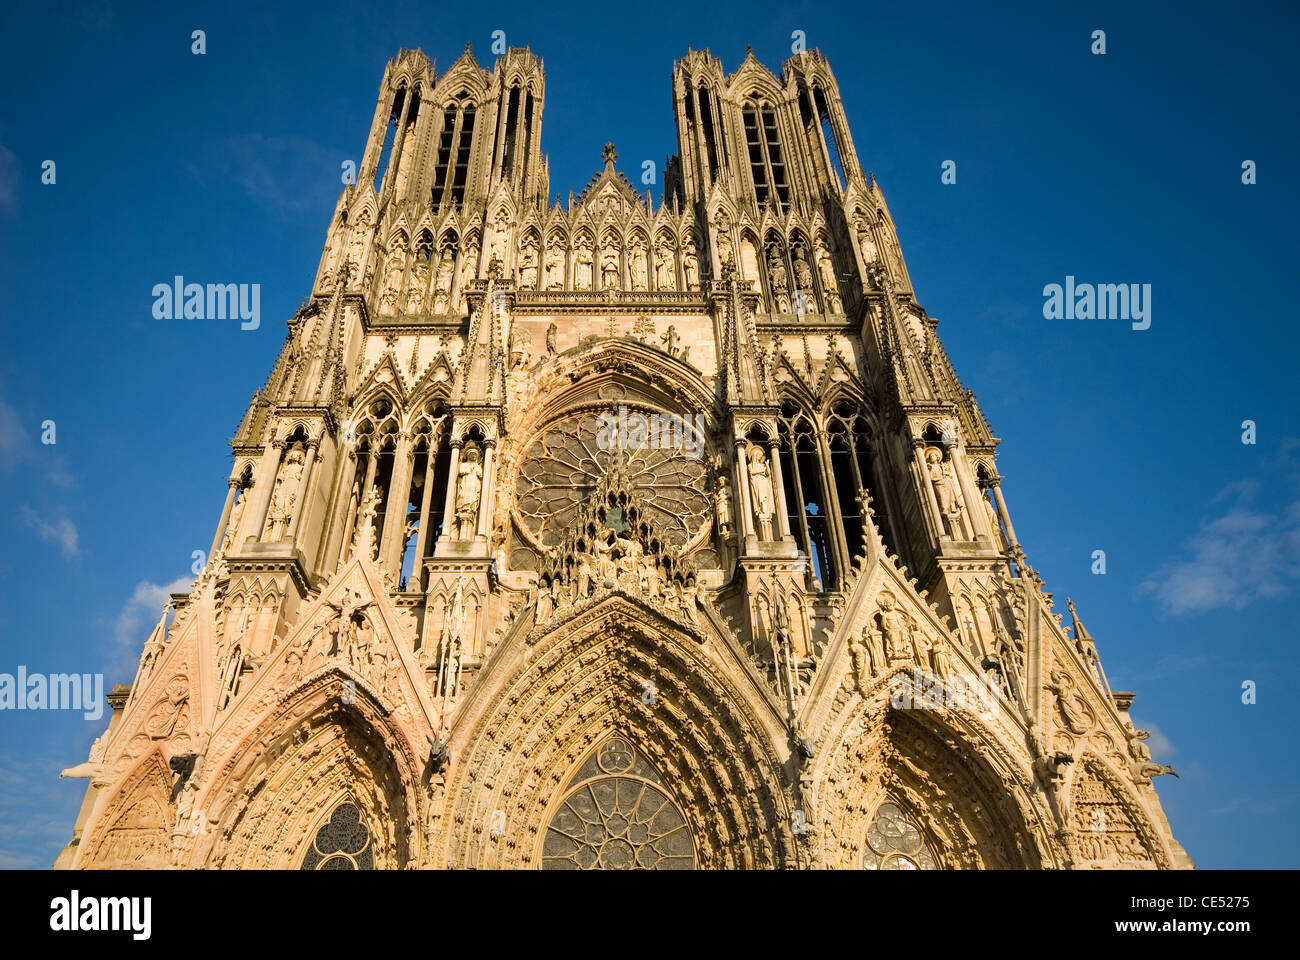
[56, 45, 1190, 870]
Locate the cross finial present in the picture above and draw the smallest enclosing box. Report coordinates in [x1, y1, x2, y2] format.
[601, 142, 618, 166]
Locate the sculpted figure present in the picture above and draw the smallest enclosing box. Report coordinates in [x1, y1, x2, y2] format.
[432, 247, 454, 312]
[747, 445, 775, 524]
[545, 246, 564, 289]
[683, 239, 700, 289]
[815, 240, 841, 312]
[767, 251, 790, 311]
[876, 591, 914, 662]
[406, 259, 429, 313]
[454, 444, 483, 539]
[535, 576, 553, 623]
[793, 244, 814, 292]
[929, 635, 952, 680]
[855, 216, 878, 264]
[655, 241, 676, 290]
[574, 244, 594, 290]
[715, 475, 732, 535]
[264, 446, 305, 541]
[518, 237, 539, 289]
[575, 552, 595, 599]
[380, 246, 404, 313]
[849, 629, 877, 689]
[457, 238, 479, 308]
[546, 321, 557, 355]
[601, 248, 620, 289]
[629, 242, 648, 290]
[925, 447, 964, 535]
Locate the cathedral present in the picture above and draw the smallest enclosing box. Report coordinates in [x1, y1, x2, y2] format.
[55, 44, 1191, 870]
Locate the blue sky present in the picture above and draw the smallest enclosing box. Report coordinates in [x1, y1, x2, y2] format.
[1, 0, 1297, 868]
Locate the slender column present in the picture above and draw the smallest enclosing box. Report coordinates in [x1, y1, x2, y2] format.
[814, 427, 852, 585]
[324, 448, 359, 570]
[381, 433, 414, 572]
[787, 441, 816, 576]
[209, 480, 239, 560]
[409, 443, 438, 589]
[249, 442, 284, 543]
[286, 439, 320, 542]
[339, 447, 380, 561]
[438, 441, 463, 543]
[949, 442, 986, 541]
[476, 442, 496, 538]
[734, 439, 755, 540]
[990, 480, 1020, 550]
[768, 440, 793, 541]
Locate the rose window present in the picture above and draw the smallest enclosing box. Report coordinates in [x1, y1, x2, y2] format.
[541, 737, 696, 870]
[862, 801, 937, 869]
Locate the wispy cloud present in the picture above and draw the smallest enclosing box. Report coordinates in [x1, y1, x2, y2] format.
[18, 504, 79, 559]
[113, 576, 192, 673]
[1138, 495, 1300, 615]
[194, 134, 343, 217]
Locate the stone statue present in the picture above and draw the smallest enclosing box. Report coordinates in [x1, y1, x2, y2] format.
[747, 446, 775, 534]
[929, 636, 952, 680]
[793, 244, 814, 292]
[629, 243, 648, 290]
[264, 445, 305, 541]
[574, 244, 594, 290]
[545, 246, 564, 289]
[454, 444, 483, 539]
[546, 321, 557, 355]
[535, 575, 553, 623]
[601, 248, 620, 289]
[458, 237, 479, 309]
[715, 475, 732, 535]
[660, 325, 680, 356]
[767, 251, 790, 312]
[351, 484, 381, 560]
[380, 245, 404, 314]
[855, 216, 878, 264]
[433, 247, 454, 312]
[683, 239, 700, 289]
[405, 260, 429, 314]
[518, 237, 539, 289]
[849, 630, 877, 690]
[876, 591, 915, 663]
[925, 447, 964, 536]
[815, 241, 841, 312]
[655, 242, 676, 290]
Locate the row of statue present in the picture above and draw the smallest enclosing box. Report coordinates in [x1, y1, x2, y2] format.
[368, 229, 709, 314]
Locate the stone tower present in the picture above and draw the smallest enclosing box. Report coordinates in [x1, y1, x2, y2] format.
[55, 45, 1190, 870]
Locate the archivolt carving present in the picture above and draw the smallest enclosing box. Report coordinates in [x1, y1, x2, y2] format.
[196, 676, 424, 869]
[79, 753, 174, 869]
[807, 675, 1056, 869]
[436, 598, 793, 869]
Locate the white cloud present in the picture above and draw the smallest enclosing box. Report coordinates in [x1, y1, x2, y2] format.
[17, 504, 79, 559]
[1138, 500, 1300, 615]
[113, 576, 193, 665]
[1133, 720, 1175, 760]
